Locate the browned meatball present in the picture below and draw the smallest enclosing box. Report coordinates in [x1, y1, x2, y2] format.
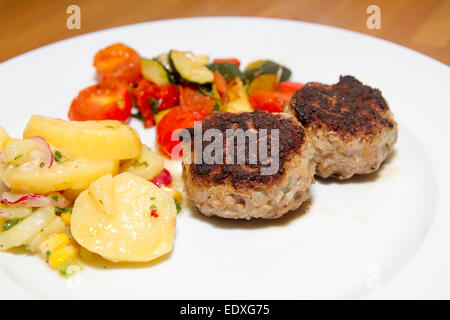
[285, 75, 398, 179]
[182, 110, 315, 219]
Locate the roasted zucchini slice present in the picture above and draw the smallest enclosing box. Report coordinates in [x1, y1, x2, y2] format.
[169, 50, 214, 85]
[195, 55, 210, 65]
[244, 59, 267, 72]
[157, 53, 171, 71]
[247, 74, 278, 95]
[244, 60, 291, 82]
[141, 58, 173, 86]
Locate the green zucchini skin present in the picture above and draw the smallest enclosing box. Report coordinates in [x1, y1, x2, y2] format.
[207, 63, 244, 83]
[244, 60, 291, 82]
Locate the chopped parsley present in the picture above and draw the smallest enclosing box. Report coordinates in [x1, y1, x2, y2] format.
[150, 204, 157, 210]
[131, 109, 144, 120]
[99, 200, 104, 205]
[175, 200, 182, 214]
[105, 125, 115, 129]
[55, 206, 73, 216]
[14, 154, 23, 161]
[51, 195, 59, 201]
[198, 87, 213, 97]
[148, 97, 160, 114]
[53, 151, 63, 163]
[2, 219, 19, 230]
[150, 197, 155, 200]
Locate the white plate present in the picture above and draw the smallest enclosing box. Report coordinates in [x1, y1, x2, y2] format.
[0, 17, 449, 299]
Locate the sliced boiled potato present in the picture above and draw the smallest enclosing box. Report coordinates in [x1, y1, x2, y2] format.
[0, 207, 56, 251]
[23, 115, 142, 160]
[120, 146, 164, 180]
[71, 172, 176, 262]
[1, 139, 38, 166]
[87, 174, 115, 214]
[0, 206, 33, 220]
[0, 126, 13, 150]
[1, 157, 119, 194]
[26, 217, 66, 252]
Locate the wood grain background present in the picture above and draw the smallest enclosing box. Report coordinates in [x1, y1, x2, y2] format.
[1, 0, 449, 65]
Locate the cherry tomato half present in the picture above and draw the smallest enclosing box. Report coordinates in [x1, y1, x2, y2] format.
[69, 79, 132, 122]
[278, 81, 305, 94]
[249, 91, 292, 113]
[158, 84, 180, 111]
[133, 79, 180, 128]
[179, 86, 217, 111]
[93, 43, 142, 85]
[132, 79, 159, 128]
[151, 168, 172, 188]
[212, 58, 241, 67]
[213, 71, 228, 102]
[156, 106, 211, 158]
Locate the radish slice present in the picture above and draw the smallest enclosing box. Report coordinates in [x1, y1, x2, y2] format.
[30, 136, 53, 168]
[151, 168, 172, 188]
[0, 192, 68, 208]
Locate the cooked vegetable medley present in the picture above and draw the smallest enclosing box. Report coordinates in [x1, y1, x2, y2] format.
[69, 43, 304, 158]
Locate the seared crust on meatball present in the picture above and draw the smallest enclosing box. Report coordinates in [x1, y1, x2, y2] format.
[189, 110, 305, 189]
[183, 110, 315, 219]
[285, 75, 398, 179]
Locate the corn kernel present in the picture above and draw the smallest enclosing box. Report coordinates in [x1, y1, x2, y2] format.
[39, 233, 70, 256]
[60, 212, 71, 225]
[161, 187, 183, 202]
[49, 245, 78, 269]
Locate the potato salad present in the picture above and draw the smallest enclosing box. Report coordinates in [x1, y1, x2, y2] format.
[0, 115, 181, 276]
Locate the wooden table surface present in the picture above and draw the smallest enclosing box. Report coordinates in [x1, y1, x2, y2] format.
[1, 0, 449, 65]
